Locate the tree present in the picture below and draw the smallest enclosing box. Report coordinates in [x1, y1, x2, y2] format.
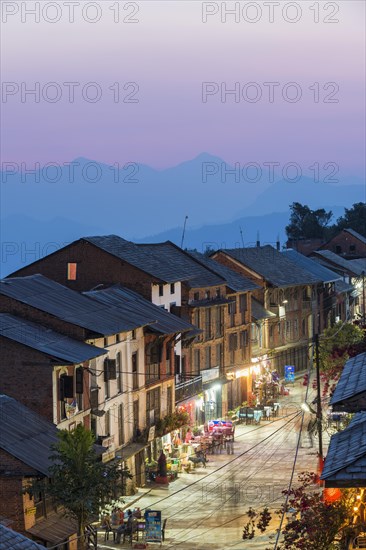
[243, 472, 354, 550]
[335, 202, 366, 237]
[27, 425, 129, 550]
[316, 323, 366, 397]
[286, 203, 333, 240]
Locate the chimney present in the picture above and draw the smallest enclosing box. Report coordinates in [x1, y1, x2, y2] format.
[256, 231, 260, 248]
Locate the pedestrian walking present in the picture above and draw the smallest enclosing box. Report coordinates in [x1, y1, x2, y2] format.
[226, 437, 234, 455]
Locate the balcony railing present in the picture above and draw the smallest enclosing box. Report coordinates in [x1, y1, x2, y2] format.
[175, 375, 202, 403]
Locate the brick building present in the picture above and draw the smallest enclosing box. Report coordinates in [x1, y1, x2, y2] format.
[211, 245, 320, 379]
[0, 394, 78, 548]
[318, 228, 366, 259]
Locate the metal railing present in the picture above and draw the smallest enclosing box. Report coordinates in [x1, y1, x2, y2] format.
[175, 375, 202, 402]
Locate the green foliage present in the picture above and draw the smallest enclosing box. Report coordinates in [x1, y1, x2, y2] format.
[286, 203, 333, 240]
[335, 202, 366, 237]
[243, 472, 354, 550]
[156, 410, 190, 436]
[26, 425, 128, 550]
[319, 323, 365, 378]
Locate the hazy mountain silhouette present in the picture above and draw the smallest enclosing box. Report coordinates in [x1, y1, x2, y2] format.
[1, 154, 363, 275]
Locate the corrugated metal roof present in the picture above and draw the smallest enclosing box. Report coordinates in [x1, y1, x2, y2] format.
[0, 314, 107, 363]
[217, 246, 320, 287]
[321, 411, 366, 483]
[83, 236, 225, 287]
[188, 251, 259, 292]
[0, 274, 148, 336]
[331, 352, 366, 411]
[85, 285, 197, 335]
[312, 251, 365, 276]
[0, 394, 59, 476]
[251, 298, 276, 320]
[27, 513, 77, 545]
[282, 249, 341, 283]
[335, 279, 354, 294]
[0, 524, 46, 549]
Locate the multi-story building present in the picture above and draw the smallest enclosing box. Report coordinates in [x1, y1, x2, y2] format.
[0, 274, 195, 490]
[318, 228, 366, 259]
[0, 394, 78, 548]
[7, 236, 259, 418]
[211, 245, 320, 377]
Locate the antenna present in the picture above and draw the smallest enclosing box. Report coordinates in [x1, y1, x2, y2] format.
[239, 226, 244, 248]
[180, 216, 188, 249]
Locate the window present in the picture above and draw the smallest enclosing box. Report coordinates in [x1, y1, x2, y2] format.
[167, 386, 173, 415]
[350, 245, 356, 252]
[216, 343, 223, 368]
[216, 307, 223, 337]
[132, 352, 138, 390]
[193, 292, 199, 301]
[335, 245, 342, 254]
[205, 346, 211, 369]
[131, 329, 136, 339]
[240, 330, 248, 359]
[205, 308, 212, 339]
[116, 352, 122, 393]
[104, 359, 110, 399]
[302, 318, 306, 336]
[104, 409, 110, 436]
[286, 321, 291, 337]
[75, 367, 83, 410]
[228, 301, 236, 327]
[229, 333, 237, 363]
[205, 290, 210, 300]
[67, 263, 77, 281]
[239, 294, 247, 312]
[104, 337, 108, 347]
[59, 373, 73, 420]
[118, 404, 124, 446]
[216, 288, 221, 298]
[159, 284, 164, 296]
[170, 283, 175, 294]
[194, 349, 200, 373]
[116, 333, 121, 343]
[133, 400, 139, 434]
[194, 309, 200, 328]
[146, 388, 160, 427]
[294, 319, 298, 336]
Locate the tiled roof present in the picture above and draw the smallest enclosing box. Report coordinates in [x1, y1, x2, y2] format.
[321, 411, 366, 486]
[0, 314, 107, 363]
[251, 298, 276, 321]
[0, 394, 59, 476]
[216, 245, 320, 287]
[0, 524, 46, 549]
[282, 249, 341, 283]
[83, 236, 225, 287]
[188, 251, 259, 292]
[312, 251, 365, 276]
[331, 352, 366, 412]
[84, 285, 197, 335]
[344, 228, 366, 245]
[0, 274, 149, 336]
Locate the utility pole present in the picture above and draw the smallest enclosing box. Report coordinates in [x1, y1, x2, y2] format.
[362, 270, 365, 326]
[314, 333, 323, 458]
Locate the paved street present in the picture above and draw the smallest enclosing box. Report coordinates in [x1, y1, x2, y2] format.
[99, 377, 330, 549]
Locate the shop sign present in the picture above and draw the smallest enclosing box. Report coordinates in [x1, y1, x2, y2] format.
[25, 507, 36, 515]
[145, 510, 162, 543]
[201, 366, 219, 383]
[65, 400, 79, 419]
[148, 426, 156, 442]
[284, 365, 295, 383]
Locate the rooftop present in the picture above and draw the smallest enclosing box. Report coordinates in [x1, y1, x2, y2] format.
[312, 250, 366, 276]
[0, 394, 59, 476]
[0, 274, 151, 336]
[251, 298, 276, 321]
[282, 249, 341, 283]
[188, 251, 259, 292]
[0, 524, 46, 549]
[83, 236, 226, 287]
[84, 285, 198, 335]
[0, 313, 107, 364]
[321, 411, 366, 487]
[331, 352, 366, 413]
[214, 245, 320, 288]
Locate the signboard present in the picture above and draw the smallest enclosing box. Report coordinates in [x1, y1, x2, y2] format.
[145, 510, 162, 543]
[25, 507, 36, 515]
[148, 425, 156, 442]
[284, 365, 295, 383]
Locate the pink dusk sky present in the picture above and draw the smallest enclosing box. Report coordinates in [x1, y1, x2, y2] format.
[1, 1, 365, 174]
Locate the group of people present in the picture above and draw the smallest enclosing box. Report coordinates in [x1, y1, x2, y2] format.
[101, 507, 142, 544]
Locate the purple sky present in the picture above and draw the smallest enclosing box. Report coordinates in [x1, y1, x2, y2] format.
[1, 1, 365, 174]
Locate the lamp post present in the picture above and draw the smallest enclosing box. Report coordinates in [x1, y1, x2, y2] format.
[314, 333, 323, 458]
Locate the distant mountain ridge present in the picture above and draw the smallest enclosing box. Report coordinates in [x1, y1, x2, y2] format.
[1, 153, 364, 276]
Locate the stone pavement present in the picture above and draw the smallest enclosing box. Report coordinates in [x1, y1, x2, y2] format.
[98, 374, 329, 549]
